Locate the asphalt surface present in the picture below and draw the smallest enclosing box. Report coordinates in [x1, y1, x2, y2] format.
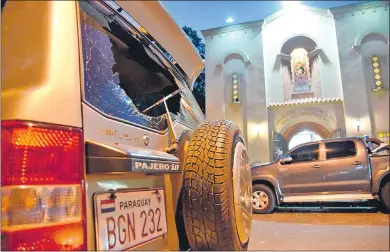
[248, 206, 390, 251]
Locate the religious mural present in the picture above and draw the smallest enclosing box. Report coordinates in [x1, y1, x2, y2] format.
[290, 48, 311, 94]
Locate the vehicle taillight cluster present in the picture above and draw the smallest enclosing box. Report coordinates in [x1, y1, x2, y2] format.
[1, 121, 87, 251]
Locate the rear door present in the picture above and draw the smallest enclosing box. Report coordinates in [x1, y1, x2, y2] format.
[321, 139, 370, 193]
[77, 1, 202, 250]
[278, 143, 326, 195]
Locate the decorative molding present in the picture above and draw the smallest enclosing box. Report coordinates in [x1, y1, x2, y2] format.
[308, 48, 323, 58]
[354, 30, 390, 47]
[330, 1, 389, 17]
[371, 86, 388, 93]
[202, 1, 388, 37]
[263, 6, 332, 29]
[274, 107, 339, 135]
[267, 97, 343, 108]
[352, 31, 389, 54]
[277, 53, 291, 61]
[279, 34, 318, 54]
[217, 50, 251, 68]
[352, 45, 361, 53]
[201, 20, 263, 37]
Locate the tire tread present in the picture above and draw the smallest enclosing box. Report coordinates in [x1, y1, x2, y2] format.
[182, 121, 240, 250]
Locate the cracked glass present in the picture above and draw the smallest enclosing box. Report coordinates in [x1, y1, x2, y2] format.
[79, 1, 204, 131]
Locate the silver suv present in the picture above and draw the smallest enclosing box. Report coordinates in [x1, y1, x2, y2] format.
[1, 1, 252, 250]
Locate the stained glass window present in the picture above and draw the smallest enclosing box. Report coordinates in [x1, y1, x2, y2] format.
[290, 48, 311, 94]
[232, 73, 240, 103]
[377, 132, 390, 145]
[371, 56, 383, 90]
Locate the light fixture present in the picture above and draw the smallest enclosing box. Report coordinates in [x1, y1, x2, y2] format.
[282, 1, 302, 10]
[355, 117, 361, 132]
[254, 123, 266, 137]
[226, 17, 234, 23]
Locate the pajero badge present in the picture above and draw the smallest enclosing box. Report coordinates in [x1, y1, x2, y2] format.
[131, 159, 180, 173]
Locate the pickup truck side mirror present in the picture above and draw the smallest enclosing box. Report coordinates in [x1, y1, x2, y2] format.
[280, 155, 293, 165]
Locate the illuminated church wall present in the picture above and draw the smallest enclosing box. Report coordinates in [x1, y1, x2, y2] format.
[262, 6, 343, 104]
[333, 1, 389, 139]
[202, 21, 270, 163]
[202, 1, 389, 163]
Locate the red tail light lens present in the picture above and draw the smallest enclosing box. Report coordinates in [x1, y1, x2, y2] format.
[1, 121, 86, 251]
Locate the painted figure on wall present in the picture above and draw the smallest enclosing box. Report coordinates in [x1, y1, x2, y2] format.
[290, 48, 311, 93]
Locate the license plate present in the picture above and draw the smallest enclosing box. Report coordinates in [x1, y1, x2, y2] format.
[94, 189, 167, 251]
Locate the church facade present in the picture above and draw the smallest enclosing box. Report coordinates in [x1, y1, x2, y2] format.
[201, 1, 389, 163]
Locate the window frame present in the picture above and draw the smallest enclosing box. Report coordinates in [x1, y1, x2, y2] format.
[287, 143, 320, 164]
[76, 0, 204, 134]
[105, 1, 191, 87]
[324, 140, 357, 160]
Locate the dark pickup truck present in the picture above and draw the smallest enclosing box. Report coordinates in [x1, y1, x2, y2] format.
[251, 137, 389, 213]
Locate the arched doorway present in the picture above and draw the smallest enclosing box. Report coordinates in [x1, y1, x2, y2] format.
[271, 104, 346, 160]
[282, 121, 329, 151]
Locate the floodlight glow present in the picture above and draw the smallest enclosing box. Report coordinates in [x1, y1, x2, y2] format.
[282, 1, 301, 9]
[226, 17, 234, 23]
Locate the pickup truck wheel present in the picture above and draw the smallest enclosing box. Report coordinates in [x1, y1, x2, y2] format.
[252, 184, 276, 214]
[182, 120, 252, 251]
[380, 181, 390, 212]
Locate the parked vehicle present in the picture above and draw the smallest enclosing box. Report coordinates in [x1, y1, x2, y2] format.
[251, 137, 389, 214]
[1, 1, 252, 250]
[367, 138, 390, 155]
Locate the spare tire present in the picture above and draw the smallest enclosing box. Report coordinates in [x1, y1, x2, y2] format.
[182, 120, 252, 250]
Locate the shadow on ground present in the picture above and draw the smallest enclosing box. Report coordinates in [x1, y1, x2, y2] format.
[261, 202, 390, 226]
[249, 204, 389, 250]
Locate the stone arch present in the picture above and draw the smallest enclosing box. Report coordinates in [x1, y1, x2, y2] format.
[220, 50, 251, 68]
[355, 31, 389, 48]
[280, 34, 317, 55]
[353, 31, 389, 56]
[282, 121, 330, 144]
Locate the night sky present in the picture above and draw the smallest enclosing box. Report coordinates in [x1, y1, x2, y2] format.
[162, 1, 367, 33]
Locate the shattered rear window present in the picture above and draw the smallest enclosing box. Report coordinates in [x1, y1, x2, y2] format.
[79, 1, 183, 131]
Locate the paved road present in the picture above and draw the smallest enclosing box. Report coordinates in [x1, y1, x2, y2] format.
[248, 207, 389, 250]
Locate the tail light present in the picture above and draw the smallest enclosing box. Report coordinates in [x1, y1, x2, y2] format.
[1, 120, 86, 251]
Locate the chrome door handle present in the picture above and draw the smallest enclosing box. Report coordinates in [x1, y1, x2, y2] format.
[353, 161, 362, 165]
[312, 165, 321, 169]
